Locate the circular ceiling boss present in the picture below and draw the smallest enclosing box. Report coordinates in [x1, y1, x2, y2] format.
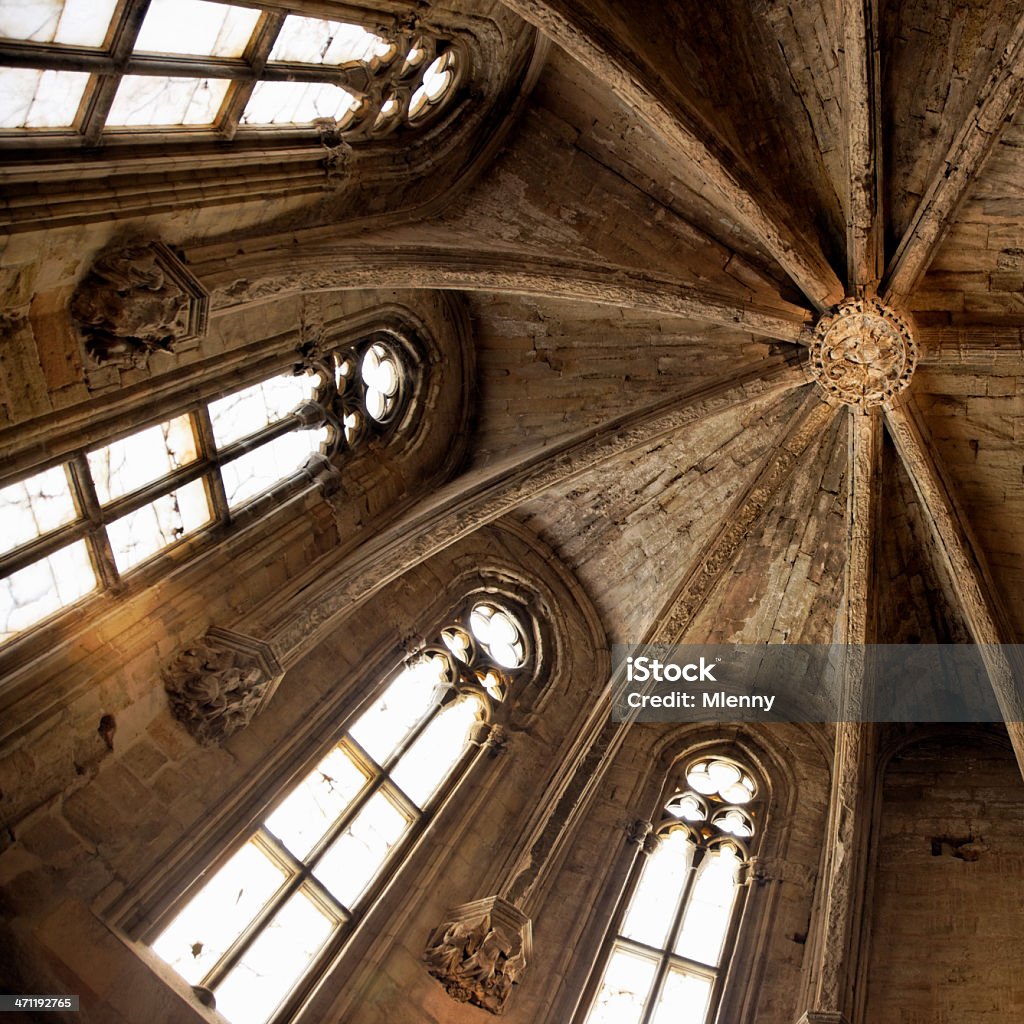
[809, 298, 917, 408]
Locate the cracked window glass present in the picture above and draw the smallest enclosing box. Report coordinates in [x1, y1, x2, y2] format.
[134, 0, 259, 58]
[106, 478, 210, 572]
[0, 0, 118, 47]
[88, 415, 198, 505]
[106, 75, 229, 126]
[0, 540, 95, 641]
[209, 373, 319, 448]
[219, 427, 327, 509]
[313, 791, 411, 908]
[242, 81, 359, 126]
[0, 67, 88, 128]
[213, 890, 336, 1024]
[152, 840, 287, 986]
[389, 695, 482, 808]
[264, 747, 369, 859]
[0, 464, 78, 555]
[268, 17, 395, 67]
[348, 655, 447, 765]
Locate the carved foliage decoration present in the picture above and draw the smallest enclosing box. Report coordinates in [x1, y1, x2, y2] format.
[424, 896, 532, 1015]
[71, 241, 209, 367]
[809, 297, 917, 407]
[162, 627, 283, 747]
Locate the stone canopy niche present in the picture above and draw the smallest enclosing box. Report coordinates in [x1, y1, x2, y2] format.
[809, 298, 917, 407]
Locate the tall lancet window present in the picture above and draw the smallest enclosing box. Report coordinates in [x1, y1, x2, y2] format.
[149, 598, 533, 1024]
[583, 757, 759, 1024]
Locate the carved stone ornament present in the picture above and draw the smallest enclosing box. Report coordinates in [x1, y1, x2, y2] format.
[424, 896, 532, 1015]
[809, 298, 917, 407]
[70, 241, 209, 367]
[162, 627, 283, 747]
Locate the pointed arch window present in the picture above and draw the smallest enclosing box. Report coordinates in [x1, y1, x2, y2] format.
[149, 598, 534, 1024]
[582, 757, 759, 1024]
[0, 0, 463, 144]
[0, 332, 411, 644]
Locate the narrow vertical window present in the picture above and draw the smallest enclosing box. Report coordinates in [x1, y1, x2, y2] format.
[150, 599, 533, 1023]
[583, 757, 758, 1024]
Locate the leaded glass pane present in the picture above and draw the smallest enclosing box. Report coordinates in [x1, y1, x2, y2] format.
[107, 478, 211, 572]
[219, 427, 327, 509]
[389, 695, 482, 807]
[673, 846, 739, 966]
[209, 374, 318, 448]
[106, 75, 229, 126]
[0, 0, 118, 47]
[268, 17, 394, 67]
[647, 967, 713, 1024]
[134, 0, 259, 58]
[0, 67, 88, 128]
[0, 464, 77, 555]
[0, 540, 95, 641]
[264, 746, 369, 859]
[313, 791, 411, 908]
[585, 945, 658, 1024]
[619, 828, 692, 949]
[242, 81, 359, 126]
[347, 655, 446, 765]
[88, 415, 198, 505]
[206, 889, 335, 1024]
[152, 840, 287, 986]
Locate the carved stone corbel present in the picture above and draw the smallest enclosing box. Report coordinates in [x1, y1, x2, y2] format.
[71, 241, 209, 367]
[162, 627, 283, 746]
[625, 819, 653, 847]
[301, 452, 342, 497]
[424, 896, 532, 1015]
[313, 118, 353, 190]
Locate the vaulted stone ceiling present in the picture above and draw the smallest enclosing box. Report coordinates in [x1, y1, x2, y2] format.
[188, 0, 1024, 748]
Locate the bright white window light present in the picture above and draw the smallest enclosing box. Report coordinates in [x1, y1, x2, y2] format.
[0, 0, 119, 47]
[106, 75, 229, 126]
[134, 0, 259, 58]
[0, 67, 88, 128]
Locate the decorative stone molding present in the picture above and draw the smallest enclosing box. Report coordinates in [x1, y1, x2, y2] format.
[162, 627, 283, 746]
[424, 896, 532, 1015]
[70, 241, 209, 367]
[809, 297, 916, 407]
[794, 1013, 850, 1024]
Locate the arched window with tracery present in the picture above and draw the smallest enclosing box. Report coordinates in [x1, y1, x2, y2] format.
[0, 1, 463, 144]
[0, 330, 411, 645]
[148, 597, 534, 1024]
[582, 756, 760, 1024]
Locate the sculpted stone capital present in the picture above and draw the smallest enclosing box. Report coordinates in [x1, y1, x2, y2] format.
[71, 240, 209, 367]
[424, 896, 532, 1015]
[162, 627, 283, 746]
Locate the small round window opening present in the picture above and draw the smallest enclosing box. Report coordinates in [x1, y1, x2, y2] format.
[438, 602, 529, 704]
[663, 759, 758, 845]
[320, 335, 407, 451]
